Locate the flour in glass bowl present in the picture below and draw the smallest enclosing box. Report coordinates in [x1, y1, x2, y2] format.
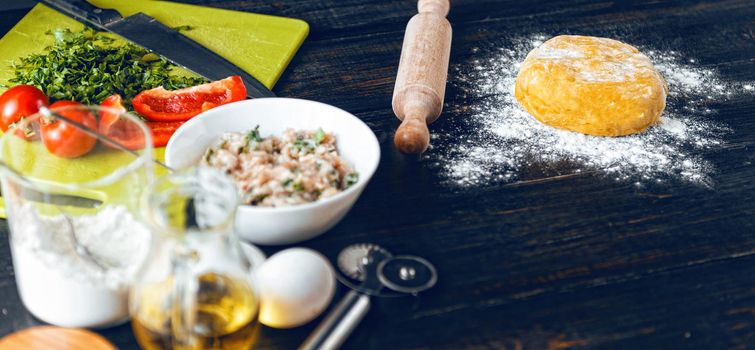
[9, 204, 151, 328]
[427, 35, 754, 187]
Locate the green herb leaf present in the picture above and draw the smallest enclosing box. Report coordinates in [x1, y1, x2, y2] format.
[250, 193, 269, 205]
[344, 172, 359, 189]
[246, 125, 262, 143]
[314, 128, 326, 144]
[293, 139, 316, 152]
[203, 148, 214, 163]
[7, 28, 207, 109]
[140, 53, 160, 63]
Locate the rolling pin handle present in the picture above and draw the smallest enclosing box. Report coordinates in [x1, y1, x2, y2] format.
[394, 112, 430, 154]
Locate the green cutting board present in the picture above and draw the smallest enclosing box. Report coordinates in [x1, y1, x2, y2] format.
[0, 1, 308, 217]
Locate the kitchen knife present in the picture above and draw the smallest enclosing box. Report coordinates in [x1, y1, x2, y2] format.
[40, 0, 275, 99]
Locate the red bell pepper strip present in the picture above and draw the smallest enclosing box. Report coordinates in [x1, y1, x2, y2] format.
[132, 76, 247, 122]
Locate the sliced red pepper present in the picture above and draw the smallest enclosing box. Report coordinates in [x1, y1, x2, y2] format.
[99, 94, 183, 149]
[98, 94, 147, 150]
[132, 76, 247, 122]
[99, 94, 128, 133]
[147, 121, 184, 147]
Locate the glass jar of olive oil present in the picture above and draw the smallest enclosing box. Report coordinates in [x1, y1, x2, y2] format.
[132, 167, 260, 350]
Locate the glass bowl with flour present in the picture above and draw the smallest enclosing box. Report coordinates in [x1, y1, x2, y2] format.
[0, 105, 154, 328]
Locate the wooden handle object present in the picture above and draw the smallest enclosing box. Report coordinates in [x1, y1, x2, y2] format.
[392, 0, 452, 154]
[0, 326, 116, 350]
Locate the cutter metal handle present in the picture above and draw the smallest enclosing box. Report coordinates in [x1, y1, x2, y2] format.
[299, 290, 371, 350]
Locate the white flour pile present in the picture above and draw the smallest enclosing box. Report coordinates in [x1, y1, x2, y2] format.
[11, 204, 150, 289]
[9, 204, 151, 327]
[427, 35, 754, 187]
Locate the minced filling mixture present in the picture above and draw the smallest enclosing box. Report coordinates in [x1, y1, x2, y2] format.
[202, 127, 358, 207]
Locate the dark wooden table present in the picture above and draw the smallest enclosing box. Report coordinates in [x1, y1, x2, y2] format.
[1, 1, 754, 349]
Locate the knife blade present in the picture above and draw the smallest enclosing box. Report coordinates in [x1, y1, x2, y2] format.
[21, 188, 103, 208]
[41, 0, 275, 99]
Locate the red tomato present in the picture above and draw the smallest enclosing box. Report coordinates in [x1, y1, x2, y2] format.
[0, 85, 49, 139]
[132, 76, 247, 122]
[98, 94, 147, 150]
[41, 101, 98, 158]
[98, 94, 182, 148]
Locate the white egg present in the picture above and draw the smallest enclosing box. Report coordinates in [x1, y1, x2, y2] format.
[254, 248, 336, 328]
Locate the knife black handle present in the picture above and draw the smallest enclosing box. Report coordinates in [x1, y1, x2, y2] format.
[42, 0, 122, 29]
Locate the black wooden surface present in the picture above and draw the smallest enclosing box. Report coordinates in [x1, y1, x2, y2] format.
[1, 1, 754, 349]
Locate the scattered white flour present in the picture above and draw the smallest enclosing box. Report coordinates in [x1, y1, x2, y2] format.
[427, 35, 754, 187]
[9, 204, 151, 327]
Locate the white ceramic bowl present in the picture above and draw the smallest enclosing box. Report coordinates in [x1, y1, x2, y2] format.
[165, 98, 380, 245]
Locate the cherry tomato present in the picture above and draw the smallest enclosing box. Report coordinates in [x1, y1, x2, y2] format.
[0, 85, 49, 139]
[132, 76, 247, 122]
[40, 101, 98, 158]
[99, 94, 182, 148]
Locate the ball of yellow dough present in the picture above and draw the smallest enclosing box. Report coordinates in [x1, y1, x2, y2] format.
[514, 35, 668, 136]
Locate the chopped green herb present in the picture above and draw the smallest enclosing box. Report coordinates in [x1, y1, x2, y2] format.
[343, 172, 359, 189]
[6, 28, 206, 109]
[140, 53, 161, 63]
[314, 128, 326, 144]
[246, 125, 262, 143]
[282, 179, 293, 187]
[293, 181, 305, 192]
[250, 193, 269, 205]
[293, 139, 316, 152]
[241, 126, 263, 153]
[204, 148, 214, 162]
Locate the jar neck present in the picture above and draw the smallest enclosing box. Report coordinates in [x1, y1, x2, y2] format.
[182, 226, 233, 245]
[141, 167, 241, 243]
[168, 226, 250, 270]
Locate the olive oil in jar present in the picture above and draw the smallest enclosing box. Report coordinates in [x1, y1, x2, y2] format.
[132, 272, 260, 350]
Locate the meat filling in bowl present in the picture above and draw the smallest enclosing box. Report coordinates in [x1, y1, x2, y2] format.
[202, 127, 359, 207]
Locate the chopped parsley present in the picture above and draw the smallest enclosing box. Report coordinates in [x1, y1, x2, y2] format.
[246, 125, 262, 143]
[344, 172, 359, 188]
[5, 28, 206, 108]
[314, 128, 326, 144]
[293, 139, 316, 152]
[241, 126, 262, 153]
[203, 148, 214, 162]
[250, 193, 269, 205]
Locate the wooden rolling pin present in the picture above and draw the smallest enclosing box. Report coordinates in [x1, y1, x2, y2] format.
[392, 0, 452, 154]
